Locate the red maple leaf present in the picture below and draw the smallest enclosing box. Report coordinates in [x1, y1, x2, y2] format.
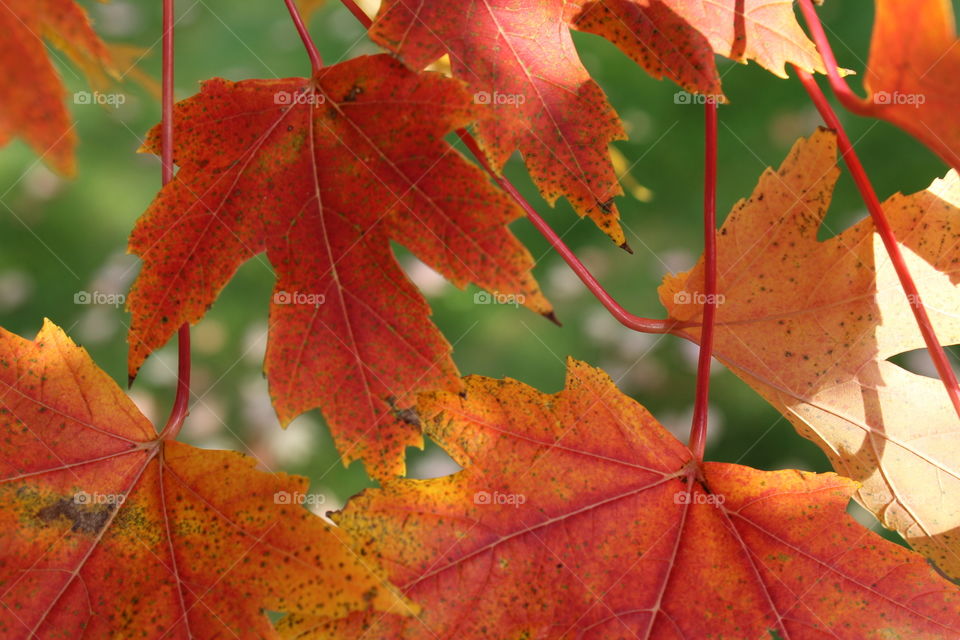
[0, 321, 407, 638]
[282, 360, 960, 639]
[128, 54, 549, 478]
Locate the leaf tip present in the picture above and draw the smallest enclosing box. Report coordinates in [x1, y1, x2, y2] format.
[542, 310, 562, 327]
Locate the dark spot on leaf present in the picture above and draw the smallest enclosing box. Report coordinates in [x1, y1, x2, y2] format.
[386, 395, 420, 428]
[37, 497, 115, 535]
[344, 84, 364, 102]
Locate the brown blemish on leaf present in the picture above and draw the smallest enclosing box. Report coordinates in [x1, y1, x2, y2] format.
[36, 497, 115, 535]
[386, 395, 421, 428]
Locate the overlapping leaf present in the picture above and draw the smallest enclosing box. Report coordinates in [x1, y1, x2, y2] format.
[845, 0, 960, 171]
[280, 359, 960, 639]
[370, 0, 631, 245]
[574, 0, 826, 95]
[370, 0, 825, 245]
[128, 54, 550, 478]
[573, 0, 724, 96]
[0, 0, 117, 175]
[0, 320, 407, 638]
[662, 0, 825, 76]
[661, 128, 960, 577]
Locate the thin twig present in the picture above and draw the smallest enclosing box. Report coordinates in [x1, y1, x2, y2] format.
[796, 0, 868, 112]
[157, 0, 191, 441]
[689, 102, 718, 461]
[285, 0, 323, 72]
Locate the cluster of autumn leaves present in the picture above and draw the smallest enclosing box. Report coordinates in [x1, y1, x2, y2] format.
[3, 0, 960, 638]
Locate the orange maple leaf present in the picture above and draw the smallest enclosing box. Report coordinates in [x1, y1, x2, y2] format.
[574, 0, 826, 97]
[128, 54, 551, 479]
[661, 128, 960, 578]
[842, 0, 960, 171]
[280, 359, 960, 639]
[574, 0, 724, 97]
[0, 0, 117, 176]
[0, 320, 408, 638]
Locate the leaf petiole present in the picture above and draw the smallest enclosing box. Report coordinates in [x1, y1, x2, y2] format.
[284, 0, 323, 73]
[156, 0, 192, 441]
[796, 0, 868, 112]
[689, 101, 718, 461]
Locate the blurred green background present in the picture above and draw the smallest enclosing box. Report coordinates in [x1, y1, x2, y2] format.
[0, 0, 956, 536]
